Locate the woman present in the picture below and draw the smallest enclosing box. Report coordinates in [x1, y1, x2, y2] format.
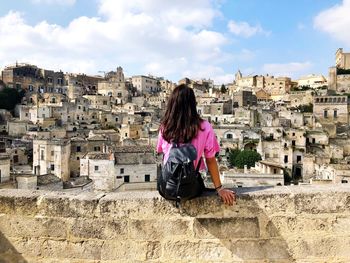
[156, 84, 235, 205]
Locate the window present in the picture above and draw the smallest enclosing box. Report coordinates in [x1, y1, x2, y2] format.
[94, 166, 99, 171]
[77, 157, 80, 160]
[226, 134, 233, 139]
[125, 133, 128, 137]
[51, 151, 54, 156]
[312, 138, 316, 144]
[273, 169, 277, 174]
[124, 175, 130, 183]
[76, 146, 81, 152]
[334, 110, 338, 118]
[94, 146, 101, 151]
[145, 174, 150, 182]
[292, 140, 296, 146]
[50, 164, 55, 171]
[324, 110, 328, 118]
[297, 155, 302, 163]
[284, 155, 288, 163]
[41, 150, 44, 160]
[265, 153, 270, 158]
[120, 168, 124, 174]
[103, 100, 107, 105]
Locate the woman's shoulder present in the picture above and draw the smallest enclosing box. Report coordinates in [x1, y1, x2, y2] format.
[200, 119, 214, 132]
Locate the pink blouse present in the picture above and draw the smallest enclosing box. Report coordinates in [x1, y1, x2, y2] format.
[156, 120, 220, 170]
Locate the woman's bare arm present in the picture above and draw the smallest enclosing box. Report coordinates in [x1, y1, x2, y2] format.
[206, 157, 235, 205]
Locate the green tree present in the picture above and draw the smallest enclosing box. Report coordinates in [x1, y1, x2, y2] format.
[220, 84, 227, 93]
[0, 87, 25, 111]
[229, 150, 262, 169]
[228, 149, 240, 166]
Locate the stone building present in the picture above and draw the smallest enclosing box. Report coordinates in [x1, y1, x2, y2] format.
[32, 139, 71, 181]
[336, 48, 350, 70]
[114, 145, 157, 188]
[1, 63, 64, 92]
[329, 49, 350, 92]
[80, 146, 157, 191]
[132, 75, 161, 95]
[98, 67, 129, 104]
[297, 74, 327, 89]
[80, 152, 116, 191]
[233, 90, 257, 107]
[313, 95, 349, 125]
[0, 154, 11, 183]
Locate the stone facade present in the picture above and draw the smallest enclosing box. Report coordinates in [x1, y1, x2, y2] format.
[313, 95, 349, 125]
[2, 186, 350, 262]
[336, 48, 350, 70]
[132, 75, 161, 95]
[32, 139, 71, 181]
[0, 154, 10, 183]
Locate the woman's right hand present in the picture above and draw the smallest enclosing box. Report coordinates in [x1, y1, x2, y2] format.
[217, 188, 236, 205]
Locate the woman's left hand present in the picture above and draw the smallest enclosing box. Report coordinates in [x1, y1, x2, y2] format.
[218, 188, 236, 205]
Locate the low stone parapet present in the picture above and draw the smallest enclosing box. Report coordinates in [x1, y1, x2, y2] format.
[1, 185, 350, 262]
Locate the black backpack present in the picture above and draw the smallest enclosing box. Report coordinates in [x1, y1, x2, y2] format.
[157, 142, 205, 207]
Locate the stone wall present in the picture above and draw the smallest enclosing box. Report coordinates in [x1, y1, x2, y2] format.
[1, 186, 350, 262]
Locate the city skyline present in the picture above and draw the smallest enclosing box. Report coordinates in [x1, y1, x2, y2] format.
[0, 0, 349, 83]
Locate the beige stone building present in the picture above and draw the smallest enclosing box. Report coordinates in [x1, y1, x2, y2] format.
[1, 63, 64, 91]
[98, 67, 129, 104]
[336, 48, 350, 70]
[313, 95, 349, 125]
[80, 152, 116, 191]
[32, 139, 71, 181]
[297, 74, 327, 88]
[0, 154, 11, 183]
[233, 90, 257, 107]
[132, 75, 160, 95]
[80, 146, 157, 191]
[83, 95, 112, 111]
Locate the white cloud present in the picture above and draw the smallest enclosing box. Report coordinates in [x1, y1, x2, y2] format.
[227, 20, 269, 38]
[0, 1, 243, 84]
[314, 0, 350, 46]
[31, 0, 76, 6]
[262, 62, 313, 79]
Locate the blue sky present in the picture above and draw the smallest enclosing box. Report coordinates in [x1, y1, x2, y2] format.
[0, 0, 349, 84]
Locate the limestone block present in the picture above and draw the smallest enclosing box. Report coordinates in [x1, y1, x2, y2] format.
[163, 240, 232, 261]
[294, 192, 350, 214]
[37, 192, 105, 218]
[193, 217, 260, 239]
[100, 240, 160, 261]
[69, 218, 128, 240]
[40, 239, 103, 260]
[128, 219, 191, 240]
[99, 192, 181, 219]
[227, 239, 291, 260]
[0, 190, 39, 216]
[266, 215, 335, 237]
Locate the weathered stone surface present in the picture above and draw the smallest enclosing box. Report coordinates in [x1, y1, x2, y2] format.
[100, 240, 159, 261]
[193, 217, 260, 239]
[0, 215, 68, 239]
[163, 240, 232, 261]
[266, 215, 335, 237]
[40, 239, 103, 260]
[129, 219, 191, 240]
[69, 218, 128, 240]
[1, 185, 350, 262]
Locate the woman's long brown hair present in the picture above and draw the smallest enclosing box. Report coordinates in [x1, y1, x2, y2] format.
[160, 84, 202, 143]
